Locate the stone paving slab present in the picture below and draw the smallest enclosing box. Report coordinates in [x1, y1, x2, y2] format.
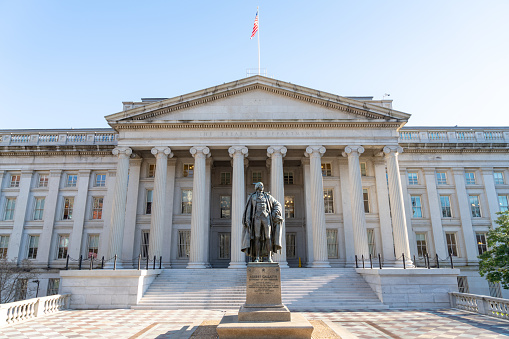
[1, 309, 508, 338]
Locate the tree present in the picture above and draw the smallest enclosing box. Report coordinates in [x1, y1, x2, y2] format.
[479, 211, 509, 289]
[0, 259, 36, 304]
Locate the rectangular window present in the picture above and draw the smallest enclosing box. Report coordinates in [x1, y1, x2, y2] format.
[145, 190, 153, 214]
[181, 190, 192, 214]
[494, 172, 505, 185]
[47, 278, 60, 296]
[220, 195, 231, 219]
[252, 171, 262, 183]
[360, 163, 367, 176]
[284, 196, 295, 219]
[148, 164, 156, 178]
[92, 197, 103, 219]
[326, 229, 338, 259]
[183, 163, 194, 178]
[38, 174, 49, 188]
[321, 163, 332, 177]
[488, 281, 503, 298]
[141, 231, 149, 258]
[469, 195, 481, 217]
[411, 196, 422, 217]
[62, 197, 74, 220]
[323, 189, 334, 214]
[66, 174, 77, 187]
[367, 229, 376, 258]
[415, 233, 427, 257]
[446, 232, 458, 257]
[33, 197, 45, 220]
[4, 198, 16, 220]
[286, 233, 296, 259]
[220, 172, 231, 185]
[476, 233, 487, 255]
[457, 276, 469, 293]
[95, 174, 106, 187]
[0, 235, 9, 259]
[178, 230, 191, 258]
[408, 172, 419, 185]
[362, 189, 370, 213]
[87, 234, 99, 259]
[27, 235, 39, 259]
[284, 171, 294, 185]
[9, 174, 20, 188]
[57, 235, 69, 259]
[436, 172, 447, 185]
[440, 196, 452, 218]
[218, 232, 231, 259]
[498, 195, 508, 212]
[465, 172, 476, 185]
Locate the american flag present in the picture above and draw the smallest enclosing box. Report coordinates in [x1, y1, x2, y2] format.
[250, 11, 258, 39]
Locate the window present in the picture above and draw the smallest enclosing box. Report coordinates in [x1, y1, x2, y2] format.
[218, 232, 231, 259]
[145, 190, 153, 214]
[465, 172, 476, 185]
[323, 189, 334, 213]
[38, 174, 49, 188]
[360, 163, 367, 176]
[66, 174, 77, 187]
[4, 198, 16, 220]
[367, 229, 376, 258]
[411, 196, 422, 217]
[252, 171, 262, 183]
[457, 276, 469, 293]
[326, 229, 338, 259]
[183, 163, 194, 177]
[92, 197, 103, 219]
[498, 195, 508, 212]
[286, 233, 296, 259]
[284, 196, 295, 219]
[220, 172, 231, 185]
[494, 172, 505, 185]
[446, 233, 458, 257]
[27, 235, 39, 259]
[220, 196, 231, 218]
[362, 189, 370, 213]
[47, 278, 60, 296]
[141, 231, 149, 258]
[408, 172, 419, 185]
[469, 195, 481, 217]
[147, 164, 156, 178]
[0, 235, 8, 259]
[436, 172, 447, 185]
[95, 174, 106, 187]
[181, 190, 192, 214]
[87, 234, 99, 259]
[321, 163, 332, 177]
[9, 174, 20, 188]
[476, 233, 487, 255]
[33, 197, 45, 220]
[57, 235, 69, 259]
[62, 197, 74, 220]
[284, 172, 294, 185]
[488, 281, 503, 298]
[178, 230, 191, 258]
[440, 196, 452, 218]
[415, 233, 427, 257]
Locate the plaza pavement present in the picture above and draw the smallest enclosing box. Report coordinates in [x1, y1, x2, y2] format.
[1, 308, 509, 338]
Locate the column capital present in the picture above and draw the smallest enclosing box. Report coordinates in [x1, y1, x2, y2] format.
[267, 145, 287, 158]
[452, 167, 466, 175]
[383, 146, 404, 156]
[423, 167, 436, 175]
[151, 147, 174, 159]
[342, 145, 364, 157]
[20, 170, 34, 176]
[112, 147, 132, 157]
[228, 146, 248, 158]
[190, 146, 210, 158]
[78, 169, 91, 177]
[480, 167, 494, 174]
[49, 169, 62, 177]
[305, 146, 326, 158]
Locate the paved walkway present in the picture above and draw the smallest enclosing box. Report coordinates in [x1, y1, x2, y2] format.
[1, 308, 509, 338]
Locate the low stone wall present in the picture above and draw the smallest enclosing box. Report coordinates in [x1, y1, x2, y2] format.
[60, 269, 162, 309]
[357, 268, 460, 308]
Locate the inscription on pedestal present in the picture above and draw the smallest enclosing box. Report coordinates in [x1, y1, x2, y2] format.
[246, 262, 282, 307]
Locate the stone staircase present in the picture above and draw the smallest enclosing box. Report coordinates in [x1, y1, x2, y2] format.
[132, 268, 388, 311]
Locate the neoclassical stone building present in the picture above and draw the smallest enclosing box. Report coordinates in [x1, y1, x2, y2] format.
[1, 76, 508, 298]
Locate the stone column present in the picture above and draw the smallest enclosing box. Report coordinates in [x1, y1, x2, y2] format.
[37, 170, 62, 265]
[301, 158, 314, 266]
[267, 146, 288, 267]
[305, 146, 330, 267]
[68, 170, 91, 261]
[374, 160, 396, 263]
[162, 159, 177, 266]
[383, 146, 412, 267]
[342, 146, 369, 259]
[187, 146, 210, 268]
[149, 147, 173, 266]
[106, 147, 132, 267]
[423, 168, 447, 259]
[481, 167, 501, 228]
[122, 156, 142, 267]
[229, 146, 248, 268]
[339, 161, 356, 266]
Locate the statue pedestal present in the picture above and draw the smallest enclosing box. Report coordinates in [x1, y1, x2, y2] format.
[216, 262, 313, 338]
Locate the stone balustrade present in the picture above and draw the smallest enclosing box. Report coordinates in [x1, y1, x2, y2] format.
[0, 294, 70, 327]
[449, 292, 509, 320]
[0, 130, 117, 146]
[399, 128, 509, 144]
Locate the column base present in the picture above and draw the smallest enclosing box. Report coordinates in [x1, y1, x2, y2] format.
[228, 261, 247, 269]
[186, 262, 209, 269]
[309, 261, 331, 268]
[391, 260, 415, 268]
[103, 262, 124, 270]
[277, 261, 289, 268]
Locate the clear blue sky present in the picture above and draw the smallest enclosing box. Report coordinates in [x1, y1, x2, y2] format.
[1, 1, 508, 129]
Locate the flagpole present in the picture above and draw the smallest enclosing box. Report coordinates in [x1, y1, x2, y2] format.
[257, 6, 260, 75]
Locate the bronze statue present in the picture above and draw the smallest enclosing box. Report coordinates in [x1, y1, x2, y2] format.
[241, 182, 284, 262]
